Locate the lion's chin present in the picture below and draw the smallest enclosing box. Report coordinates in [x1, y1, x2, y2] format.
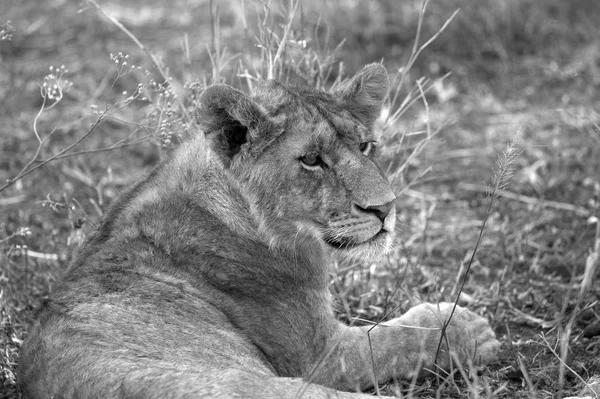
[324, 228, 394, 261]
[324, 228, 385, 248]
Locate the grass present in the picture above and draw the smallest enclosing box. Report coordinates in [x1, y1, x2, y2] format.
[2, 0, 600, 398]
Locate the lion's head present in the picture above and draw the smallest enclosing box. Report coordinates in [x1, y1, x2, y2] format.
[197, 64, 396, 260]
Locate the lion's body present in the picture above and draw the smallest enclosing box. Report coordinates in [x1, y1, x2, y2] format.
[17, 65, 499, 399]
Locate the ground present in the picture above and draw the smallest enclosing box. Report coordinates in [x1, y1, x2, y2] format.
[1, 0, 599, 398]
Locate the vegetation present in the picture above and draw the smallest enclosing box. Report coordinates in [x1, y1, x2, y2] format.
[1, 0, 599, 397]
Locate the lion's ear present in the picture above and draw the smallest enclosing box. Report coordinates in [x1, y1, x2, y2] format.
[196, 84, 268, 166]
[333, 63, 389, 128]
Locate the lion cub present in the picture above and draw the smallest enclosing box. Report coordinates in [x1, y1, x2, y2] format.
[18, 64, 499, 398]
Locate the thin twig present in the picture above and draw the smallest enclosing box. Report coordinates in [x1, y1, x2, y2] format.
[517, 355, 537, 399]
[86, 0, 166, 84]
[269, 0, 300, 80]
[434, 135, 521, 369]
[0, 115, 105, 193]
[86, 0, 189, 119]
[1, 94, 51, 193]
[37, 136, 152, 162]
[539, 333, 593, 392]
[459, 183, 591, 217]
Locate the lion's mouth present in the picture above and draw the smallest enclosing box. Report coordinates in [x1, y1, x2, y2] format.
[324, 228, 388, 250]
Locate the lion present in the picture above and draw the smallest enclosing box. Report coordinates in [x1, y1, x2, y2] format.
[17, 64, 499, 398]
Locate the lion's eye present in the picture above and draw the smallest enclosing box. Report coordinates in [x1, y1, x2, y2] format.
[359, 141, 372, 154]
[300, 153, 322, 169]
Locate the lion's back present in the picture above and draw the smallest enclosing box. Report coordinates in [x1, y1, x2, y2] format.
[17, 241, 274, 398]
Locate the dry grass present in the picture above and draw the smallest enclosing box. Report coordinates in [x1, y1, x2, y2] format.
[2, 0, 600, 398]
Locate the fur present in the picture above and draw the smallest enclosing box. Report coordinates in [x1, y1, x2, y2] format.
[17, 64, 499, 398]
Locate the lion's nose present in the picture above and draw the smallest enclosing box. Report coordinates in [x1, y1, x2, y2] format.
[358, 199, 396, 222]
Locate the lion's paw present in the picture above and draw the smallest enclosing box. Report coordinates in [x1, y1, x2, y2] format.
[392, 302, 500, 371]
